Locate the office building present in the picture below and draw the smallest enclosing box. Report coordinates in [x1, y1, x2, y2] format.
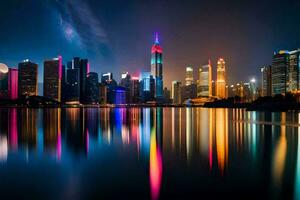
[18, 60, 38, 97]
[272, 51, 289, 95]
[99, 83, 107, 104]
[140, 72, 155, 102]
[198, 62, 212, 97]
[181, 84, 197, 103]
[65, 68, 80, 104]
[120, 72, 132, 103]
[287, 49, 300, 92]
[131, 77, 140, 103]
[43, 56, 62, 102]
[216, 58, 226, 98]
[86, 72, 99, 104]
[260, 65, 272, 96]
[171, 81, 181, 104]
[185, 67, 194, 86]
[151, 33, 163, 99]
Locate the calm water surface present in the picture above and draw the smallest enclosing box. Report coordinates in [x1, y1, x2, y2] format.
[0, 107, 300, 199]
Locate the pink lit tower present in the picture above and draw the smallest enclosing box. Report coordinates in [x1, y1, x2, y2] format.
[8, 68, 18, 100]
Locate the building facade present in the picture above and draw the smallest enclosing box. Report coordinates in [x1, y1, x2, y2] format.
[43, 56, 62, 102]
[216, 58, 226, 98]
[86, 72, 99, 104]
[18, 60, 38, 97]
[171, 81, 181, 104]
[198, 62, 212, 97]
[272, 51, 289, 95]
[151, 33, 163, 99]
[8, 68, 18, 100]
[185, 67, 194, 86]
[260, 65, 272, 96]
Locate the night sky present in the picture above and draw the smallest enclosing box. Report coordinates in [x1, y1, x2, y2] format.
[1, 0, 300, 88]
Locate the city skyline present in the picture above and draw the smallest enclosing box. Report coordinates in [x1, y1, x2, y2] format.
[2, 0, 300, 88]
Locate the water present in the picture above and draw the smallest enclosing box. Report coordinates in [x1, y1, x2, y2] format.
[0, 107, 299, 199]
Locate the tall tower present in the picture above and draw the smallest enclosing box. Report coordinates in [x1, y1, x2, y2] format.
[216, 58, 226, 98]
[151, 33, 163, 99]
[185, 67, 194, 86]
[198, 60, 212, 97]
[18, 60, 38, 97]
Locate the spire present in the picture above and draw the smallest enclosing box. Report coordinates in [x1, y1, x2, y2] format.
[155, 32, 159, 44]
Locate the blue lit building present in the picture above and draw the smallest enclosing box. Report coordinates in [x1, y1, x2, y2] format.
[139, 72, 155, 102]
[151, 33, 164, 100]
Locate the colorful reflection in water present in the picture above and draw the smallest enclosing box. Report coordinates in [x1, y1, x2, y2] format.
[0, 108, 300, 199]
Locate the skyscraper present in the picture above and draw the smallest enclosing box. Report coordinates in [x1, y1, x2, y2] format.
[198, 61, 212, 97]
[18, 60, 38, 97]
[131, 77, 140, 104]
[272, 51, 289, 95]
[8, 68, 18, 100]
[79, 59, 88, 103]
[140, 72, 155, 102]
[261, 65, 272, 96]
[86, 72, 99, 104]
[151, 33, 163, 99]
[171, 81, 181, 104]
[120, 72, 132, 103]
[216, 58, 226, 98]
[287, 49, 300, 92]
[185, 67, 194, 86]
[65, 68, 80, 104]
[43, 56, 62, 102]
[0, 63, 9, 99]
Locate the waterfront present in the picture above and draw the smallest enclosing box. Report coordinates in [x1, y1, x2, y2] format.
[0, 107, 300, 199]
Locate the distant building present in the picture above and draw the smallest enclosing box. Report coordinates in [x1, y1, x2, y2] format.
[99, 83, 107, 104]
[260, 65, 272, 96]
[181, 84, 197, 103]
[272, 51, 289, 95]
[171, 80, 181, 104]
[120, 72, 132, 103]
[8, 68, 18, 100]
[151, 33, 163, 99]
[131, 77, 140, 103]
[185, 67, 194, 86]
[216, 58, 226, 98]
[65, 68, 80, 104]
[86, 72, 99, 104]
[139, 72, 155, 102]
[198, 62, 212, 97]
[0, 64, 9, 99]
[287, 49, 300, 92]
[108, 86, 126, 104]
[43, 56, 62, 102]
[101, 72, 113, 84]
[18, 60, 38, 97]
[163, 87, 170, 101]
[79, 59, 89, 103]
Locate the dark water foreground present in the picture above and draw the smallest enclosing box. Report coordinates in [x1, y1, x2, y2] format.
[0, 108, 300, 200]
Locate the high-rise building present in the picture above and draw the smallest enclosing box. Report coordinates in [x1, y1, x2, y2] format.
[8, 68, 18, 100]
[120, 72, 132, 103]
[287, 49, 300, 92]
[65, 68, 80, 104]
[131, 77, 140, 104]
[99, 83, 107, 104]
[140, 72, 155, 102]
[0, 64, 9, 99]
[181, 84, 197, 102]
[18, 60, 38, 97]
[261, 65, 272, 96]
[185, 67, 194, 86]
[79, 59, 88, 103]
[198, 61, 212, 97]
[171, 80, 181, 104]
[151, 33, 163, 99]
[216, 58, 226, 98]
[272, 51, 289, 95]
[101, 72, 113, 84]
[86, 72, 99, 104]
[43, 56, 62, 102]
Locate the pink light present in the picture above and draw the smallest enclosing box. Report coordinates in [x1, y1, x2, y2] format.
[86, 129, 89, 154]
[151, 45, 163, 54]
[9, 108, 18, 150]
[58, 55, 62, 80]
[132, 76, 139, 80]
[8, 68, 18, 100]
[87, 62, 90, 74]
[150, 131, 163, 200]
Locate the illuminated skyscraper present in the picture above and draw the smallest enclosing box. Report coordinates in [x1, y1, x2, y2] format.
[131, 77, 140, 103]
[8, 68, 18, 100]
[79, 59, 89, 103]
[120, 72, 132, 103]
[0, 63, 9, 99]
[287, 49, 300, 92]
[185, 67, 194, 86]
[261, 65, 272, 96]
[171, 80, 181, 104]
[216, 58, 226, 98]
[43, 56, 62, 102]
[140, 72, 155, 102]
[198, 61, 212, 97]
[151, 33, 163, 99]
[86, 72, 99, 104]
[18, 60, 38, 97]
[272, 51, 289, 95]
